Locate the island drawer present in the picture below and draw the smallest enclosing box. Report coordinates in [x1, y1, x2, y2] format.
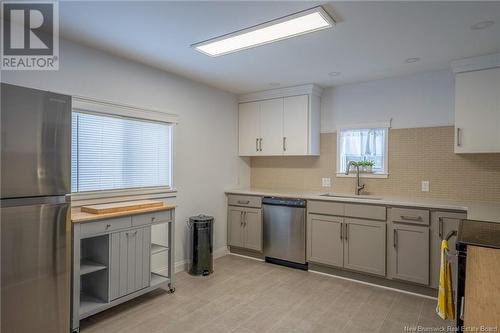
[81, 217, 132, 237]
[391, 207, 430, 226]
[227, 195, 262, 208]
[132, 210, 173, 226]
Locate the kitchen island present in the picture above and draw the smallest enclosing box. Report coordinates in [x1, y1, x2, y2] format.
[71, 202, 176, 333]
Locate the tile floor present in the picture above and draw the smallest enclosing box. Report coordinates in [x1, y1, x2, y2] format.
[81, 255, 454, 333]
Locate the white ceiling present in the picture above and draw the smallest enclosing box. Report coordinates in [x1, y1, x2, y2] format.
[60, 1, 500, 94]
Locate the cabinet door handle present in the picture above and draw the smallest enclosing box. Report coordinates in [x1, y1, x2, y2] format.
[340, 223, 343, 240]
[283, 137, 287, 152]
[393, 230, 398, 248]
[344, 223, 348, 241]
[400, 215, 422, 222]
[256, 138, 259, 152]
[438, 217, 443, 240]
[243, 211, 247, 227]
[456, 128, 462, 147]
[240, 211, 243, 226]
[460, 296, 465, 320]
[259, 138, 263, 151]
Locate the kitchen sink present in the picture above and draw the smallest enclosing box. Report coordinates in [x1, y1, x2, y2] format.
[320, 193, 383, 200]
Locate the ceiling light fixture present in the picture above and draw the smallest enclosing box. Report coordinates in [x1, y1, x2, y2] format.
[405, 57, 420, 63]
[471, 20, 495, 30]
[328, 71, 341, 77]
[192, 6, 335, 57]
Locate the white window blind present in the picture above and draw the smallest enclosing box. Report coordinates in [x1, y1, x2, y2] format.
[71, 112, 172, 193]
[337, 128, 388, 174]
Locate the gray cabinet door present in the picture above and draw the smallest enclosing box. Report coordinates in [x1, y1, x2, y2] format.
[110, 226, 151, 300]
[389, 223, 429, 285]
[307, 214, 343, 267]
[228, 207, 244, 248]
[430, 211, 465, 290]
[243, 208, 263, 252]
[343, 218, 386, 276]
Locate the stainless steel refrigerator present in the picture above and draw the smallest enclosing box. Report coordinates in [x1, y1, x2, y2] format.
[1, 83, 72, 333]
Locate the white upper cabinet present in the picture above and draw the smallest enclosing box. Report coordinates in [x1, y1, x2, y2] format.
[453, 54, 500, 153]
[259, 98, 284, 155]
[283, 95, 309, 155]
[238, 101, 260, 156]
[238, 84, 321, 156]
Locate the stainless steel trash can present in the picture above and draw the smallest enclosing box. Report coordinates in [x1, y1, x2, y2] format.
[188, 215, 214, 276]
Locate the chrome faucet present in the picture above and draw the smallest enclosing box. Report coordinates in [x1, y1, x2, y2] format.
[345, 161, 365, 195]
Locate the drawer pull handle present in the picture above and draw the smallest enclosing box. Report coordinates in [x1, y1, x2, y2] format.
[237, 200, 250, 205]
[151, 216, 156, 222]
[460, 296, 465, 320]
[400, 215, 422, 221]
[126, 231, 138, 237]
[105, 224, 111, 229]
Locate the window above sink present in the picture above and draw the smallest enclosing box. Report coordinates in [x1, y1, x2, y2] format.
[336, 122, 390, 178]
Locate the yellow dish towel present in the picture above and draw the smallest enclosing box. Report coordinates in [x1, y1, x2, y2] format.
[436, 239, 455, 320]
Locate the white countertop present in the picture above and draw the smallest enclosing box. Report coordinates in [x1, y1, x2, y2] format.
[225, 188, 500, 223]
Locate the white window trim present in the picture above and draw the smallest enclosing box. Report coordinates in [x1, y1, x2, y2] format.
[71, 97, 177, 201]
[72, 96, 179, 124]
[335, 121, 390, 179]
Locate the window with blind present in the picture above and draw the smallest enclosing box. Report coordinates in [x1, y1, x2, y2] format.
[71, 112, 172, 193]
[336, 127, 388, 175]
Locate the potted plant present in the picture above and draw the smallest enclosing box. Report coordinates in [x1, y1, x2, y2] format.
[359, 160, 375, 173]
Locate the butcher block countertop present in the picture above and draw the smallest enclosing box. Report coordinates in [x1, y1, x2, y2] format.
[71, 202, 176, 223]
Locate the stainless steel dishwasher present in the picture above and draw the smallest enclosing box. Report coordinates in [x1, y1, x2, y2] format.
[263, 197, 308, 270]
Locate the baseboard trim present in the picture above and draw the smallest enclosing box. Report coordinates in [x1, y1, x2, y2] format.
[228, 252, 265, 262]
[308, 269, 437, 300]
[173, 246, 230, 274]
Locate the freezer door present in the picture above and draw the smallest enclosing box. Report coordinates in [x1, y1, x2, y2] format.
[1, 83, 71, 198]
[1, 197, 70, 333]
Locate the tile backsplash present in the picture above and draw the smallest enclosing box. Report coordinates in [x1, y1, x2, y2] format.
[250, 126, 500, 203]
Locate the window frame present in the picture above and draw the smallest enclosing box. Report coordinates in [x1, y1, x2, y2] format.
[335, 123, 390, 179]
[70, 97, 178, 204]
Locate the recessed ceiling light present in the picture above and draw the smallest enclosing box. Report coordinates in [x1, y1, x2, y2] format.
[405, 57, 420, 63]
[192, 6, 335, 57]
[269, 82, 280, 87]
[328, 71, 341, 77]
[471, 20, 495, 30]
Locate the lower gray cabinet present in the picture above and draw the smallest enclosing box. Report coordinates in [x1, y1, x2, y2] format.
[307, 214, 343, 267]
[227, 206, 262, 252]
[389, 223, 429, 285]
[244, 208, 263, 251]
[343, 218, 386, 276]
[307, 215, 386, 276]
[228, 207, 245, 248]
[110, 226, 151, 300]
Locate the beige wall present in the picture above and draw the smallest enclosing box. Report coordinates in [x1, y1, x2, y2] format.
[251, 126, 500, 203]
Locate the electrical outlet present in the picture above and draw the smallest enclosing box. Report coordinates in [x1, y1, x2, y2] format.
[321, 178, 331, 187]
[421, 180, 430, 192]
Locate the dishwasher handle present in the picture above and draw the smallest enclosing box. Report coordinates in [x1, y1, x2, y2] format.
[262, 197, 306, 208]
